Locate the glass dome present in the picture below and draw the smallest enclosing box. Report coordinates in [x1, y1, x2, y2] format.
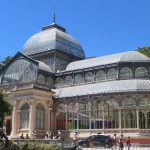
[21, 23, 85, 59]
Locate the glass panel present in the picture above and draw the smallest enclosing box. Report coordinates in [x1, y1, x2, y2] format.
[147, 112, 150, 128]
[79, 102, 89, 129]
[2, 58, 37, 85]
[104, 100, 119, 129]
[106, 68, 117, 80]
[122, 98, 136, 107]
[55, 77, 63, 87]
[120, 67, 133, 79]
[64, 75, 73, 85]
[37, 74, 45, 84]
[139, 112, 145, 128]
[74, 73, 83, 84]
[85, 72, 94, 82]
[36, 104, 45, 129]
[126, 111, 136, 128]
[20, 103, 29, 129]
[139, 98, 150, 107]
[56, 37, 85, 58]
[46, 77, 53, 87]
[56, 104, 67, 130]
[135, 67, 148, 78]
[95, 70, 105, 81]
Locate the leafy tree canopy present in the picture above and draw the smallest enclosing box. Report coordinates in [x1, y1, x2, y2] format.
[0, 56, 12, 72]
[0, 89, 12, 128]
[137, 46, 150, 58]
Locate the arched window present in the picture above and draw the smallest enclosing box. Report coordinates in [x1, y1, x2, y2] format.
[20, 103, 29, 129]
[95, 70, 105, 81]
[85, 72, 94, 82]
[147, 112, 150, 128]
[46, 77, 53, 87]
[36, 104, 45, 129]
[74, 73, 83, 84]
[139, 112, 145, 128]
[104, 100, 119, 129]
[120, 67, 133, 79]
[55, 77, 63, 86]
[135, 67, 148, 78]
[106, 68, 117, 80]
[126, 112, 135, 128]
[64, 75, 73, 85]
[37, 74, 45, 84]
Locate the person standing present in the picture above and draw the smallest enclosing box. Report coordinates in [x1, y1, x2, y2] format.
[119, 135, 124, 150]
[113, 133, 118, 148]
[126, 136, 131, 150]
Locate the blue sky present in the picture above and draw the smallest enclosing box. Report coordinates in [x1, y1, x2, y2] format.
[1, 0, 150, 60]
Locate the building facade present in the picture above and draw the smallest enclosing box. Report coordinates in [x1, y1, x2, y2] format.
[0, 21, 150, 138]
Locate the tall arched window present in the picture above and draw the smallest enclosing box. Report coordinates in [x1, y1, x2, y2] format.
[74, 73, 83, 84]
[36, 104, 45, 129]
[120, 67, 133, 79]
[46, 77, 53, 87]
[135, 67, 148, 78]
[104, 100, 119, 129]
[20, 103, 29, 129]
[126, 112, 135, 128]
[95, 70, 105, 81]
[37, 74, 45, 84]
[106, 68, 117, 80]
[147, 112, 150, 128]
[139, 112, 145, 128]
[85, 72, 94, 82]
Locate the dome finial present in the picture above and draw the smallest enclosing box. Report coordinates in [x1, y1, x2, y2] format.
[53, 12, 56, 23]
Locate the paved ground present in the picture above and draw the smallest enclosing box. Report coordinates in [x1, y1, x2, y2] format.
[80, 145, 150, 150]
[77, 137, 150, 150]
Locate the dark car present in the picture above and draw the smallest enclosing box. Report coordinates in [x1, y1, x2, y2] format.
[78, 134, 114, 148]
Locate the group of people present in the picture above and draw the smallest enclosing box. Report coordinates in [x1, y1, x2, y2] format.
[113, 134, 131, 150]
[44, 131, 62, 140]
[20, 133, 29, 139]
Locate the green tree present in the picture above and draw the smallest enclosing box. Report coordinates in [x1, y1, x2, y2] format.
[137, 46, 150, 58]
[0, 89, 12, 128]
[0, 56, 12, 72]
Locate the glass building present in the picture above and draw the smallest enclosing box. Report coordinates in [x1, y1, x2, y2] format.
[0, 21, 150, 138]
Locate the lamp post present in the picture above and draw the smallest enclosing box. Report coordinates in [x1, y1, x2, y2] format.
[49, 104, 53, 132]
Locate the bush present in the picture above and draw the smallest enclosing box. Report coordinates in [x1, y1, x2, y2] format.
[0, 140, 60, 150]
[36, 144, 60, 150]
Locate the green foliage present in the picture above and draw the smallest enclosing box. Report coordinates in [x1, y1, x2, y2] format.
[137, 46, 150, 58]
[0, 140, 20, 150]
[0, 141, 60, 150]
[0, 56, 12, 72]
[0, 90, 12, 127]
